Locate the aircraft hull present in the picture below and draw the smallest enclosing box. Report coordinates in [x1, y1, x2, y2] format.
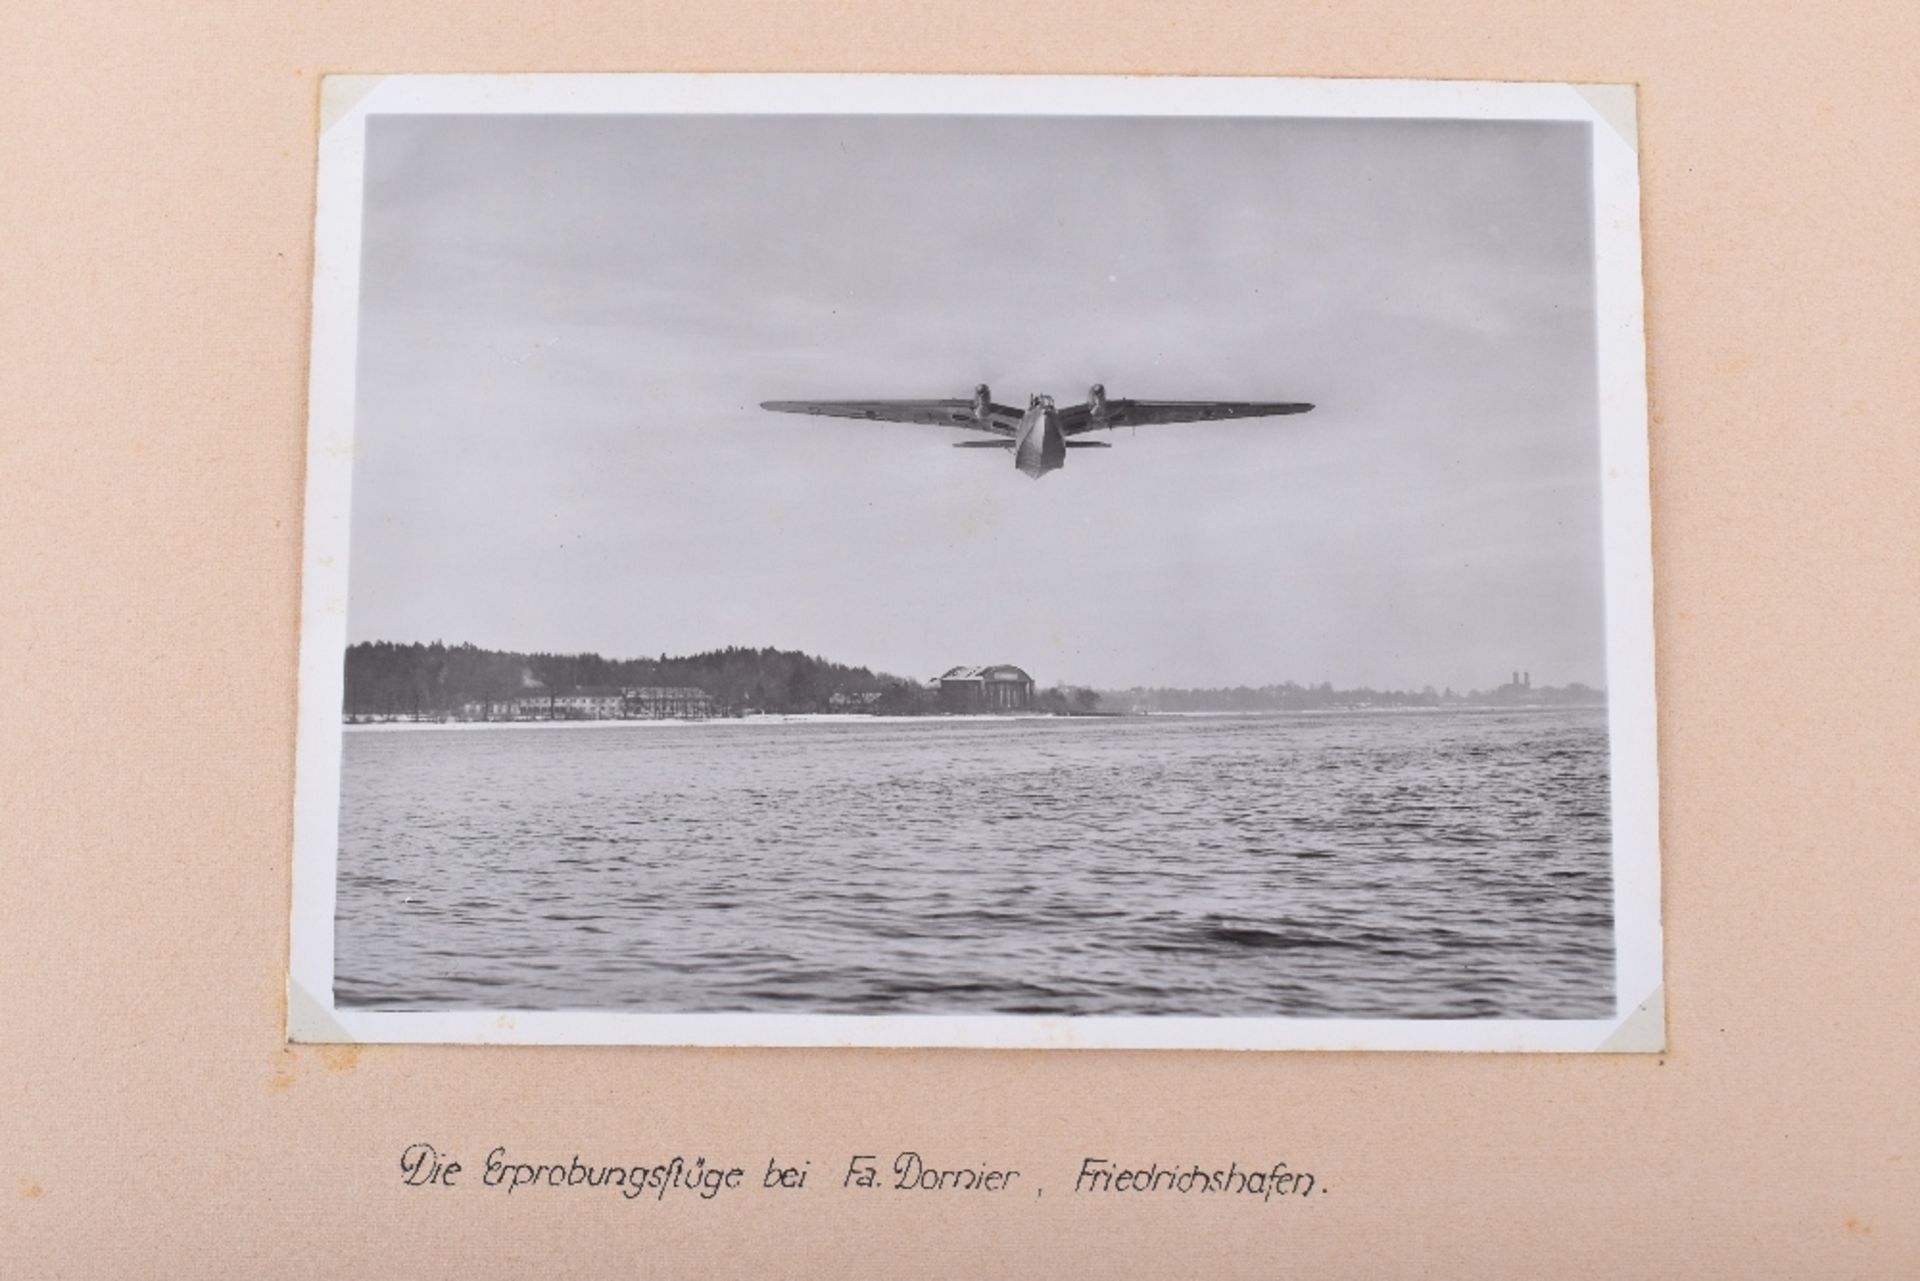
[1014, 405, 1066, 479]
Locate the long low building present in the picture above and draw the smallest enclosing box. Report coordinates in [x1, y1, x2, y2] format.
[624, 686, 719, 719]
[551, 686, 626, 719]
[457, 685, 720, 721]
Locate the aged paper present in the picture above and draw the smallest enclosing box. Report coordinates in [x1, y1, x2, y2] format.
[4, 2, 1916, 1275]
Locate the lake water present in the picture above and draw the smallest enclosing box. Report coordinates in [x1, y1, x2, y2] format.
[335, 709, 1614, 1018]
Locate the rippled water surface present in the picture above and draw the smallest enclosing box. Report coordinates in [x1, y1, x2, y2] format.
[335, 710, 1614, 1017]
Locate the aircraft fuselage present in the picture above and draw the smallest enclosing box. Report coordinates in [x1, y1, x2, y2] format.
[1013, 396, 1066, 479]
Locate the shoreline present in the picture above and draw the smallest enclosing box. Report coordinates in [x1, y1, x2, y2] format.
[342, 712, 1067, 732]
[340, 704, 1605, 732]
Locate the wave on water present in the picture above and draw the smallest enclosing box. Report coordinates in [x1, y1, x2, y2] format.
[333, 709, 1615, 1018]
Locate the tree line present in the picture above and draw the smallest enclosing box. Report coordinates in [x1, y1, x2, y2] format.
[342, 640, 934, 717]
[342, 640, 1592, 719]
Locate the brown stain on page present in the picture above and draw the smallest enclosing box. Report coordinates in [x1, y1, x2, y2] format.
[19, 1180, 45, 1199]
[317, 1044, 362, 1072]
[268, 1044, 363, 1091]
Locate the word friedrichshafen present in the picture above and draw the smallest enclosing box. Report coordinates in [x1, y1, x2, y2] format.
[1075, 1158, 1318, 1201]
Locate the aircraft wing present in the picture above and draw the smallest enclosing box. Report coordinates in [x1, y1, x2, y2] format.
[760, 398, 1022, 436]
[1058, 399, 1314, 436]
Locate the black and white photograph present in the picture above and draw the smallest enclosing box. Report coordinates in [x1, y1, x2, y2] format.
[291, 74, 1659, 1050]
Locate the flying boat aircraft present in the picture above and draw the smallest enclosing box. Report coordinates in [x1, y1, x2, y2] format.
[760, 385, 1314, 479]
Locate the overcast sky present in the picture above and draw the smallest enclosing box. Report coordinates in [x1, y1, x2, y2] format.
[347, 112, 1604, 692]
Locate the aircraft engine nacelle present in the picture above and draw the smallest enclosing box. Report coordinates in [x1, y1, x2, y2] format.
[973, 383, 994, 422]
[1087, 383, 1110, 421]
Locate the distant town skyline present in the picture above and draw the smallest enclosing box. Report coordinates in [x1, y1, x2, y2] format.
[347, 113, 1607, 693]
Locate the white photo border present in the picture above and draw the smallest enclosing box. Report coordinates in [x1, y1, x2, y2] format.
[290, 73, 1661, 1051]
